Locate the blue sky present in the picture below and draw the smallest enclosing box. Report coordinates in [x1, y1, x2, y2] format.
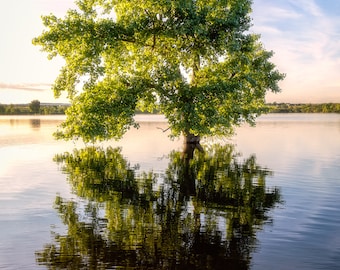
[0, 0, 339, 104]
[252, 0, 340, 103]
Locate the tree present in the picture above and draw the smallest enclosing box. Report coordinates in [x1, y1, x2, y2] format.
[29, 99, 41, 114]
[0, 104, 5, 114]
[33, 0, 285, 151]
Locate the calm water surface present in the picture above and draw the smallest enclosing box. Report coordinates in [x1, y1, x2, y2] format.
[0, 114, 339, 269]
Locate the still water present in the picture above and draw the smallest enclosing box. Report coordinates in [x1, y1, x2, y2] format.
[0, 114, 339, 269]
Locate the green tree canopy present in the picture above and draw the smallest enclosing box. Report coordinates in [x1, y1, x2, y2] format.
[29, 99, 41, 114]
[33, 0, 284, 143]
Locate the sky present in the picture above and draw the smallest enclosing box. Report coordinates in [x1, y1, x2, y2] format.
[0, 0, 339, 104]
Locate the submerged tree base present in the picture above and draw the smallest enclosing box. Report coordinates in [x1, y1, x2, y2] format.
[183, 134, 204, 160]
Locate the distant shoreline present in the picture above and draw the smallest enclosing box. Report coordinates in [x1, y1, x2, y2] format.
[0, 102, 339, 115]
[265, 103, 340, 113]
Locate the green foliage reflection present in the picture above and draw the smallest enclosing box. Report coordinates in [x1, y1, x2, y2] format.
[36, 145, 281, 269]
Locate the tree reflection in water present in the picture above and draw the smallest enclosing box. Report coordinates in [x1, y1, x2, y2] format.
[36, 144, 281, 269]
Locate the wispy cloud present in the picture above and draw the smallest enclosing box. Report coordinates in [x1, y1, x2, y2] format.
[0, 0, 338, 103]
[0, 83, 51, 92]
[252, 0, 340, 102]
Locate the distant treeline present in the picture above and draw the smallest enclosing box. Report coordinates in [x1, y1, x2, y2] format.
[266, 103, 340, 113]
[1, 101, 340, 115]
[0, 101, 70, 115]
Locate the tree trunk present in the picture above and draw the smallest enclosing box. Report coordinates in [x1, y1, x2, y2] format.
[182, 133, 204, 160]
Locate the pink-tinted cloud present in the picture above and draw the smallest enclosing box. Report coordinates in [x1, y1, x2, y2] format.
[0, 83, 51, 92]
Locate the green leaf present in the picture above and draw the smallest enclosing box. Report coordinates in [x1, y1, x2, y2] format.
[34, 0, 285, 142]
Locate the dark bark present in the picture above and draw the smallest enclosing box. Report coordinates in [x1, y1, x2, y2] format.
[182, 133, 204, 160]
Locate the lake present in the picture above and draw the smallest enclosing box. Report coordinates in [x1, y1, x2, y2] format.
[0, 114, 339, 269]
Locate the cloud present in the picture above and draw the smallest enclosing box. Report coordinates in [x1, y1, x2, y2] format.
[0, 83, 51, 92]
[252, 0, 340, 102]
